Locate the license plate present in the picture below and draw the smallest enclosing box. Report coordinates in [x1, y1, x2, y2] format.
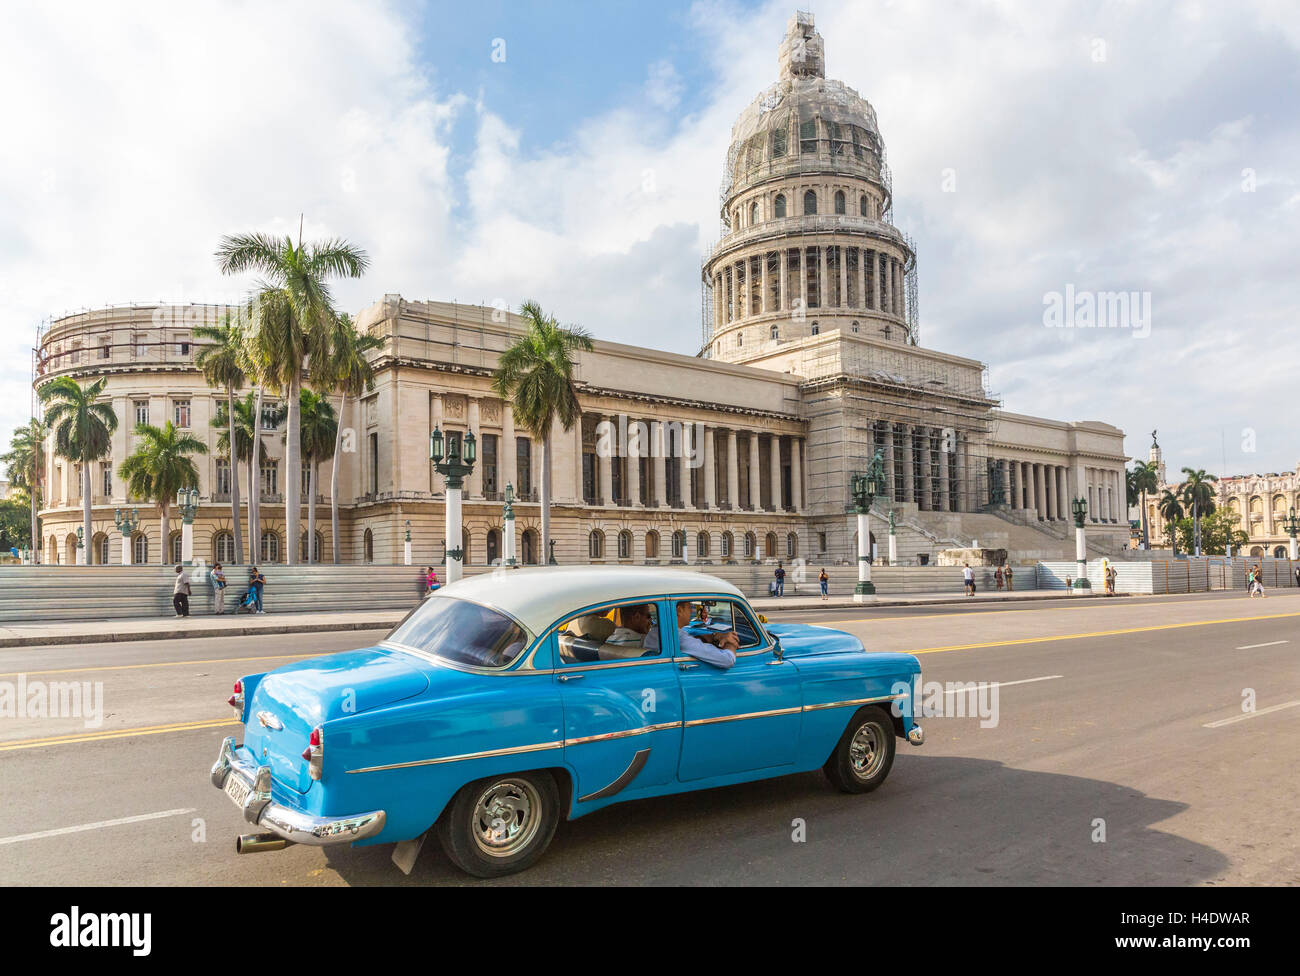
[224, 773, 251, 807]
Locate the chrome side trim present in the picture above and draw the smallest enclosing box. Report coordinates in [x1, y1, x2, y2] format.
[683, 705, 803, 728]
[347, 739, 564, 775]
[578, 748, 651, 803]
[803, 693, 906, 712]
[564, 721, 683, 746]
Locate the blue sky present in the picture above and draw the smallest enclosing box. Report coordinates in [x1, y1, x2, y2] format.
[2, 0, 1299, 484]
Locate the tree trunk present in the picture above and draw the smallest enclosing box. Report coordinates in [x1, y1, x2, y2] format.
[251, 386, 264, 564]
[541, 426, 552, 564]
[330, 394, 345, 564]
[160, 503, 170, 566]
[307, 457, 317, 564]
[82, 462, 93, 565]
[1140, 490, 1149, 548]
[30, 468, 39, 564]
[228, 389, 243, 564]
[285, 372, 301, 565]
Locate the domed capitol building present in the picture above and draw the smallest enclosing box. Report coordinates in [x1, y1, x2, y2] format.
[32, 13, 1129, 568]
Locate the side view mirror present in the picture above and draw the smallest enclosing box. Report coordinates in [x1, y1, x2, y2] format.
[771, 634, 783, 662]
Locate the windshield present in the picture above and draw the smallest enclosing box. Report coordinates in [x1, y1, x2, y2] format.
[386, 596, 529, 669]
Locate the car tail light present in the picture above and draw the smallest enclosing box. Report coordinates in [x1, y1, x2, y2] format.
[302, 726, 324, 780]
[228, 679, 244, 718]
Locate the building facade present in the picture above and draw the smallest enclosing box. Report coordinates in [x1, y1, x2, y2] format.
[31, 13, 1130, 567]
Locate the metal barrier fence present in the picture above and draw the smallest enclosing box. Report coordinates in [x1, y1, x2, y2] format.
[1037, 557, 1299, 594]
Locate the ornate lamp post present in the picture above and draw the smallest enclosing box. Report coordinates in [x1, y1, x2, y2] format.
[403, 519, 412, 566]
[1283, 506, 1300, 562]
[177, 487, 199, 565]
[75, 525, 85, 566]
[502, 483, 518, 568]
[114, 507, 140, 565]
[1071, 496, 1090, 589]
[887, 508, 898, 566]
[430, 426, 476, 584]
[850, 449, 886, 601]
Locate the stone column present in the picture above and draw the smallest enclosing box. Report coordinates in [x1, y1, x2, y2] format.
[818, 247, 828, 310]
[799, 248, 808, 313]
[857, 247, 867, 310]
[652, 421, 666, 508]
[466, 398, 482, 499]
[501, 402, 517, 496]
[748, 433, 762, 511]
[939, 437, 951, 512]
[574, 414, 585, 504]
[901, 425, 915, 503]
[703, 426, 716, 509]
[778, 249, 787, 312]
[882, 256, 891, 315]
[738, 260, 748, 319]
[1044, 461, 1056, 520]
[770, 434, 783, 511]
[598, 415, 613, 506]
[727, 428, 740, 509]
[628, 421, 642, 509]
[839, 248, 848, 308]
[679, 423, 693, 510]
[883, 425, 895, 501]
[790, 438, 802, 512]
[1057, 467, 1068, 519]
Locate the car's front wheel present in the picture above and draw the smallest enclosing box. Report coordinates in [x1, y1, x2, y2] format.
[823, 705, 897, 794]
[436, 771, 560, 878]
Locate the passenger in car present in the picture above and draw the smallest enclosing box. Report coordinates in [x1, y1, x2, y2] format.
[606, 603, 656, 650]
[674, 601, 738, 669]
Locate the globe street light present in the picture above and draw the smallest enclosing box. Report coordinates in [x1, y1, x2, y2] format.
[1071, 496, 1090, 589]
[114, 507, 140, 565]
[177, 487, 199, 565]
[430, 426, 476, 584]
[502, 483, 518, 568]
[403, 519, 412, 566]
[75, 525, 85, 566]
[850, 448, 886, 601]
[1283, 506, 1300, 562]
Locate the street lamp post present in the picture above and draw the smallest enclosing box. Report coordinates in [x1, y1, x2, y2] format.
[75, 526, 84, 566]
[430, 426, 476, 584]
[887, 508, 898, 566]
[1283, 506, 1300, 562]
[850, 449, 886, 602]
[403, 520, 412, 566]
[114, 507, 140, 565]
[177, 488, 199, 565]
[502, 484, 517, 567]
[1071, 497, 1090, 589]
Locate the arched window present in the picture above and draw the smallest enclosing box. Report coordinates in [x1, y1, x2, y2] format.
[588, 529, 604, 559]
[851, 321, 859, 333]
[260, 531, 280, 563]
[750, 201, 759, 224]
[671, 531, 683, 559]
[811, 322, 819, 336]
[521, 529, 538, 565]
[774, 194, 787, 218]
[214, 531, 235, 565]
[169, 531, 183, 565]
[462, 529, 472, 566]
[132, 533, 148, 565]
[770, 325, 779, 340]
[93, 532, 109, 565]
[860, 194, 868, 217]
[765, 532, 778, 558]
[834, 190, 846, 214]
[882, 325, 891, 340]
[618, 530, 632, 560]
[486, 528, 500, 565]
[299, 531, 323, 563]
[736, 332, 743, 347]
[803, 190, 817, 215]
[363, 528, 374, 563]
[787, 532, 798, 558]
[743, 532, 756, 559]
[721, 532, 733, 558]
[696, 531, 709, 558]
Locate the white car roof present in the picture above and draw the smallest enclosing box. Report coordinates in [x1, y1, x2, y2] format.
[436, 566, 746, 634]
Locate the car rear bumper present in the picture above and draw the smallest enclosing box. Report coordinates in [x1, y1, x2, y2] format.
[210, 736, 386, 846]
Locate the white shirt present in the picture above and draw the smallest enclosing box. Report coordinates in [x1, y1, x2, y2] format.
[676, 626, 736, 669]
[963, 567, 974, 582]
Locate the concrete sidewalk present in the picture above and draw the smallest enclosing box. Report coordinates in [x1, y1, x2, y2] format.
[0, 588, 1123, 648]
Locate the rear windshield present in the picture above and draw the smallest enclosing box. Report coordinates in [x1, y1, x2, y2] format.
[387, 596, 529, 669]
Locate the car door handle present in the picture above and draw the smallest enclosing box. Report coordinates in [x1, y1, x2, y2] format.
[678, 661, 699, 670]
[558, 673, 584, 682]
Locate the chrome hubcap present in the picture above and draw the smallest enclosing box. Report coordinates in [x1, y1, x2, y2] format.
[472, 779, 541, 857]
[848, 721, 885, 780]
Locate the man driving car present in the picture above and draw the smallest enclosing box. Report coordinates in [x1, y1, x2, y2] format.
[674, 601, 738, 669]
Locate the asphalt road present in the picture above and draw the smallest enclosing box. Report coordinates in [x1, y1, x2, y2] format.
[1, 589, 1297, 886]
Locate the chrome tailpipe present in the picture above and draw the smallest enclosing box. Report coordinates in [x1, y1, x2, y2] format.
[236, 832, 295, 854]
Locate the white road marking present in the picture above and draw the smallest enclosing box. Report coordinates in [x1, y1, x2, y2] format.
[941, 675, 1064, 695]
[1235, 640, 1289, 650]
[0, 808, 195, 847]
[1203, 701, 1300, 729]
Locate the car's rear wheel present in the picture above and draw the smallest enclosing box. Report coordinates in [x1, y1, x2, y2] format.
[436, 771, 560, 878]
[823, 705, 896, 794]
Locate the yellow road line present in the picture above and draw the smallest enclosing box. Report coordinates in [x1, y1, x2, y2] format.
[0, 717, 238, 752]
[0, 652, 312, 680]
[897, 611, 1300, 656]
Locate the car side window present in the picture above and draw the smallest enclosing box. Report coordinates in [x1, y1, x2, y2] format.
[556, 601, 663, 665]
[692, 600, 763, 649]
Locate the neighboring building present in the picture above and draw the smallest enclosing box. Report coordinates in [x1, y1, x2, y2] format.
[31, 12, 1130, 566]
[1146, 458, 1300, 558]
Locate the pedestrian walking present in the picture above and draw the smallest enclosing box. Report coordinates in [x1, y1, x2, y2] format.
[774, 561, 786, 597]
[211, 562, 227, 614]
[819, 568, 829, 600]
[963, 563, 974, 597]
[995, 566, 1004, 591]
[172, 564, 192, 617]
[248, 566, 266, 612]
[1005, 565, 1014, 591]
[1249, 563, 1266, 598]
[1294, 565, 1299, 589]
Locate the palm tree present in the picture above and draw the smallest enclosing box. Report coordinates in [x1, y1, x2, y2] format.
[39, 377, 118, 563]
[491, 301, 593, 561]
[1, 417, 48, 561]
[298, 388, 337, 563]
[1129, 460, 1159, 549]
[119, 421, 208, 564]
[213, 392, 286, 563]
[326, 313, 380, 563]
[1159, 489, 1184, 556]
[1180, 467, 1218, 557]
[195, 314, 246, 562]
[217, 228, 369, 565]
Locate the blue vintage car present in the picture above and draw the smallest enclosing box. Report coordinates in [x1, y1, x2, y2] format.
[211, 566, 924, 877]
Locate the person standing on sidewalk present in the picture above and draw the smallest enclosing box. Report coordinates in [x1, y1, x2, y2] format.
[249, 566, 266, 612]
[819, 568, 829, 600]
[211, 562, 227, 614]
[963, 563, 975, 597]
[774, 562, 786, 597]
[1005, 565, 1014, 591]
[172, 565, 192, 617]
[995, 566, 1004, 591]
